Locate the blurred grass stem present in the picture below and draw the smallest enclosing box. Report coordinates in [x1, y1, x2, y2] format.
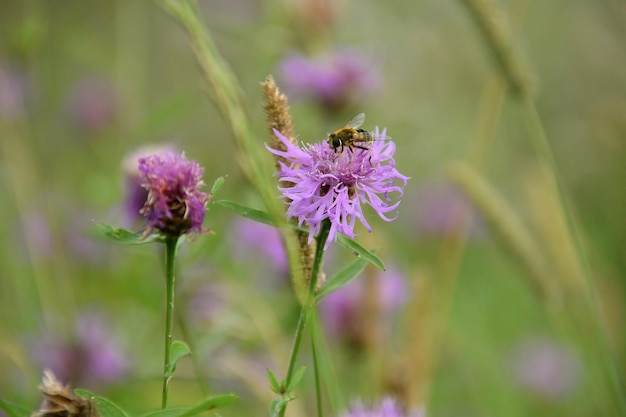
[160, 0, 307, 305]
[519, 95, 626, 414]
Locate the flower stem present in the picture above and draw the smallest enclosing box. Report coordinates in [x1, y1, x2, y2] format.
[280, 219, 331, 417]
[161, 236, 178, 408]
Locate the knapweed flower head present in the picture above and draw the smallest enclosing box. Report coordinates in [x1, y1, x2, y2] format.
[138, 151, 210, 237]
[341, 397, 425, 417]
[268, 127, 408, 248]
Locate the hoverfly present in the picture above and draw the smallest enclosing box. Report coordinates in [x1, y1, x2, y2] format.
[327, 113, 373, 154]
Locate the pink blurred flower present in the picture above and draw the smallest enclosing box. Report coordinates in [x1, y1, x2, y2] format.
[231, 218, 288, 274]
[279, 49, 379, 111]
[33, 312, 129, 388]
[413, 181, 483, 238]
[0, 62, 29, 120]
[509, 336, 582, 400]
[67, 78, 117, 132]
[320, 265, 407, 344]
[341, 397, 424, 417]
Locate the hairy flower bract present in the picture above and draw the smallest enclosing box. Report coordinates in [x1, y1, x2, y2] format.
[138, 151, 209, 237]
[268, 127, 408, 248]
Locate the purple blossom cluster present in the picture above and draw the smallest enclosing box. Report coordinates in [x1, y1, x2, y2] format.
[138, 151, 210, 237]
[268, 128, 408, 248]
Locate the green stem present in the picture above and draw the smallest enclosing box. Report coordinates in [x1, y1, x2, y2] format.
[280, 219, 331, 417]
[311, 319, 324, 417]
[162, 237, 178, 408]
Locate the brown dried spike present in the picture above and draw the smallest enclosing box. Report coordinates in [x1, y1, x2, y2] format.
[261, 75, 296, 170]
[32, 370, 100, 417]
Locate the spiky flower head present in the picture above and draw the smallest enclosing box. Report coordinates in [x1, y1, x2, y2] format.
[268, 127, 408, 248]
[138, 151, 209, 237]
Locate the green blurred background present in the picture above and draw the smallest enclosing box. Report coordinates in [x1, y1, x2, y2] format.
[1, 1, 624, 416]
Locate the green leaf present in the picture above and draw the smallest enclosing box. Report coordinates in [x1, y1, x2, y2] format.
[141, 408, 189, 417]
[337, 235, 385, 270]
[269, 397, 291, 417]
[140, 393, 236, 417]
[210, 176, 226, 196]
[93, 223, 162, 245]
[166, 340, 191, 377]
[0, 398, 30, 417]
[74, 390, 129, 417]
[178, 393, 238, 417]
[216, 200, 277, 227]
[286, 366, 306, 393]
[267, 368, 282, 394]
[316, 256, 369, 301]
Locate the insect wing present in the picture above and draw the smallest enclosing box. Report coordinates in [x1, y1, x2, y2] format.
[345, 113, 365, 129]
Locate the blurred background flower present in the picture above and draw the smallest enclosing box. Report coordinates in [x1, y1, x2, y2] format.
[66, 77, 117, 133]
[320, 265, 407, 348]
[508, 336, 583, 400]
[31, 311, 129, 389]
[278, 48, 379, 112]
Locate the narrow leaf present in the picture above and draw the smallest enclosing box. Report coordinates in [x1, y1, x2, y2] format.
[216, 200, 277, 226]
[93, 223, 161, 245]
[141, 408, 189, 417]
[0, 399, 30, 417]
[210, 176, 226, 196]
[74, 390, 129, 417]
[178, 393, 238, 417]
[316, 257, 369, 301]
[267, 368, 282, 394]
[337, 235, 385, 270]
[286, 366, 307, 393]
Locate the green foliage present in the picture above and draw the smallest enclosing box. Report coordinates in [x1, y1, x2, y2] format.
[315, 256, 370, 301]
[0, 398, 31, 417]
[285, 366, 306, 393]
[267, 368, 282, 394]
[165, 340, 191, 377]
[93, 223, 162, 245]
[75, 390, 129, 417]
[210, 176, 226, 196]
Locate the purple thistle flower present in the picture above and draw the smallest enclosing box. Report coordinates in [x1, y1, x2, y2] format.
[268, 128, 408, 248]
[138, 151, 210, 237]
[341, 397, 425, 417]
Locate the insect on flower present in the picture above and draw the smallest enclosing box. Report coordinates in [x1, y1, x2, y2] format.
[327, 113, 391, 156]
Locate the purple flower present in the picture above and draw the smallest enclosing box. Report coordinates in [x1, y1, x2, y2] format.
[279, 49, 379, 111]
[32, 313, 129, 388]
[341, 397, 425, 417]
[508, 336, 582, 400]
[413, 181, 484, 238]
[268, 128, 408, 248]
[0, 62, 29, 120]
[121, 145, 177, 227]
[138, 151, 210, 237]
[232, 218, 288, 273]
[320, 265, 407, 344]
[67, 77, 117, 132]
